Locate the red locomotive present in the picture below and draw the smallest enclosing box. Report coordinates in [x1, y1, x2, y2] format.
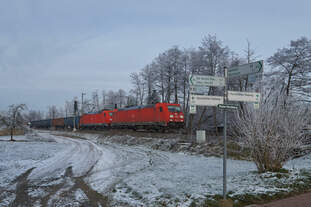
[111, 103, 184, 130]
[80, 109, 115, 129]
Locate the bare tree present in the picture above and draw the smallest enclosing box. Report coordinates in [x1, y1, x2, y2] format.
[24, 110, 43, 122]
[65, 100, 74, 117]
[146, 90, 160, 104]
[0, 104, 27, 141]
[234, 94, 307, 172]
[92, 90, 100, 112]
[117, 89, 126, 108]
[126, 93, 137, 106]
[196, 35, 230, 134]
[102, 90, 107, 108]
[130, 72, 146, 105]
[47, 105, 57, 119]
[141, 64, 154, 100]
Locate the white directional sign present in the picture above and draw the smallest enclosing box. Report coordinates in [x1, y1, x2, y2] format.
[228, 60, 263, 78]
[217, 104, 239, 110]
[228, 91, 260, 102]
[189, 75, 225, 87]
[189, 86, 209, 94]
[190, 94, 223, 106]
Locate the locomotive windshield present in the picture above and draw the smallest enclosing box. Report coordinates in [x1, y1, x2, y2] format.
[167, 105, 181, 112]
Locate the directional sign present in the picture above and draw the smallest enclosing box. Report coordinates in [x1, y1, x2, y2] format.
[190, 105, 196, 114]
[189, 75, 225, 87]
[248, 73, 263, 84]
[228, 60, 263, 78]
[189, 86, 209, 94]
[190, 94, 223, 106]
[228, 91, 260, 102]
[217, 104, 239, 110]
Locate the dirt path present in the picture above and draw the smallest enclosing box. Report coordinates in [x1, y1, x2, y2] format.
[254, 192, 311, 207]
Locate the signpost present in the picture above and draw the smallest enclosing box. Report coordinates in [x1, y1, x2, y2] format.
[190, 94, 223, 106]
[189, 60, 263, 201]
[228, 60, 263, 78]
[228, 91, 260, 102]
[217, 104, 239, 110]
[189, 75, 225, 87]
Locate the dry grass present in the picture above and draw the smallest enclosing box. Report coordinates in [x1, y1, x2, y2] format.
[0, 128, 25, 136]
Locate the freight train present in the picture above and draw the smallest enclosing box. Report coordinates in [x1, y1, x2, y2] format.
[30, 103, 184, 131]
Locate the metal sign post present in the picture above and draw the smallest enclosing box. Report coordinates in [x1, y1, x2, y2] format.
[223, 67, 228, 199]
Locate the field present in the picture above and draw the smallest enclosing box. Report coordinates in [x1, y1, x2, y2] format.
[1, 130, 311, 207]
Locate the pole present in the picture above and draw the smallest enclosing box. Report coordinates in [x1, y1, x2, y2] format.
[73, 100, 77, 132]
[190, 114, 193, 141]
[223, 66, 228, 199]
[81, 92, 85, 114]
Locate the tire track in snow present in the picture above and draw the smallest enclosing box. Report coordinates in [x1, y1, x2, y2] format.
[28, 132, 106, 181]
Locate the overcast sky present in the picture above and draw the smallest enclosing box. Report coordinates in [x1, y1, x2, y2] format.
[1, 0, 310, 111]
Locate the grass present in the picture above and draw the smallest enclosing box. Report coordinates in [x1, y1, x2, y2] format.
[200, 169, 311, 207]
[225, 141, 251, 160]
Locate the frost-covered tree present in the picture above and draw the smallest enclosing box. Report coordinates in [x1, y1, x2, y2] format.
[234, 94, 308, 172]
[268, 37, 311, 103]
[0, 104, 27, 141]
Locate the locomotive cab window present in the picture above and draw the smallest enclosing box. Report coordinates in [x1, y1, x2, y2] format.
[104, 113, 106, 117]
[159, 107, 163, 112]
[167, 106, 181, 112]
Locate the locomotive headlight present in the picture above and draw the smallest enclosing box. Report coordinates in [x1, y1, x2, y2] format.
[170, 115, 174, 118]
[180, 115, 184, 118]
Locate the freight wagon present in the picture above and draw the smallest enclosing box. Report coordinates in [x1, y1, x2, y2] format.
[52, 118, 65, 129]
[30, 119, 52, 128]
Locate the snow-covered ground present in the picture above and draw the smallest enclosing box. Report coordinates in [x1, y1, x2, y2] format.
[0, 131, 311, 207]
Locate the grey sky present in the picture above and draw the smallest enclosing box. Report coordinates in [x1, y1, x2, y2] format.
[1, 0, 310, 111]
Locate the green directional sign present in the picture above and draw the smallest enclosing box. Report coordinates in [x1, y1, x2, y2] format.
[217, 104, 239, 110]
[228, 60, 263, 78]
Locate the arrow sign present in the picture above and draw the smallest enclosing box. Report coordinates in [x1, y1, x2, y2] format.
[217, 104, 239, 110]
[189, 75, 225, 87]
[228, 91, 260, 102]
[228, 60, 263, 78]
[189, 86, 209, 94]
[190, 94, 223, 106]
